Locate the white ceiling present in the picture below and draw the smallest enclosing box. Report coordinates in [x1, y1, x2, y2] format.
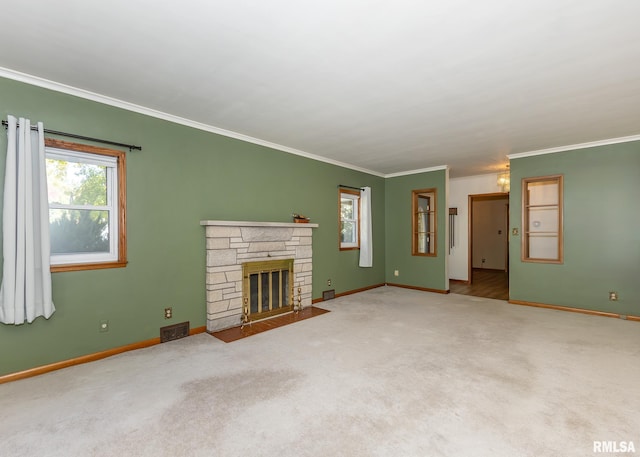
[2, 0, 640, 177]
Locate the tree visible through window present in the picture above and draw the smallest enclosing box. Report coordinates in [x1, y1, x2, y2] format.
[339, 189, 360, 250]
[48, 158, 109, 253]
[45, 139, 127, 271]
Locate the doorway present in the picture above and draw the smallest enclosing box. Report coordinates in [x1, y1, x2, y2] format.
[451, 192, 509, 300]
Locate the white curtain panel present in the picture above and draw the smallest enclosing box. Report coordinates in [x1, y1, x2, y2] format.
[359, 186, 373, 267]
[0, 116, 55, 324]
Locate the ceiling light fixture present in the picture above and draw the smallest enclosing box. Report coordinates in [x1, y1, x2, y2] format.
[497, 164, 510, 192]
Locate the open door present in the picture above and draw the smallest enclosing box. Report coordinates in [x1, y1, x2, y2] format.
[467, 192, 509, 295]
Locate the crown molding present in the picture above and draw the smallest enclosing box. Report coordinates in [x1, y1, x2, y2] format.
[0, 68, 486, 180]
[508, 134, 640, 160]
[0, 67, 386, 178]
[384, 165, 448, 178]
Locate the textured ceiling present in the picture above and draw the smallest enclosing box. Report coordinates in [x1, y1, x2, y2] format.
[1, 0, 640, 177]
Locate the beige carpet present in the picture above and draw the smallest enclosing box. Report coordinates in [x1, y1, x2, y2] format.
[1, 286, 639, 456]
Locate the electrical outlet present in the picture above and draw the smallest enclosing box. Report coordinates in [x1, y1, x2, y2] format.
[394, 270, 399, 277]
[609, 292, 618, 301]
[327, 279, 331, 286]
[164, 307, 173, 319]
[99, 320, 109, 333]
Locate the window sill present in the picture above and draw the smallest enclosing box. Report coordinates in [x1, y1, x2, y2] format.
[51, 260, 128, 273]
[520, 258, 563, 264]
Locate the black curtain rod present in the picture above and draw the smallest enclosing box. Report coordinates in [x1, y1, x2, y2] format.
[338, 184, 364, 191]
[2, 120, 142, 151]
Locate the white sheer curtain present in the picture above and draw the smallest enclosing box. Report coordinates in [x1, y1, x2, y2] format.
[0, 115, 55, 324]
[359, 186, 373, 267]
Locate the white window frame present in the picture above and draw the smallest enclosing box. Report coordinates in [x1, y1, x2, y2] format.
[45, 139, 127, 271]
[340, 190, 360, 250]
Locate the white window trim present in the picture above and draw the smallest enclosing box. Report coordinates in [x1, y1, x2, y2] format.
[46, 147, 120, 266]
[340, 191, 360, 249]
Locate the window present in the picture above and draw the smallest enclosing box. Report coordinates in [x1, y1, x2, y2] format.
[45, 139, 127, 272]
[339, 189, 360, 250]
[412, 188, 437, 256]
[522, 175, 563, 263]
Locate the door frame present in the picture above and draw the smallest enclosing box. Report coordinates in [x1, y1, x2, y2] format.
[468, 192, 509, 285]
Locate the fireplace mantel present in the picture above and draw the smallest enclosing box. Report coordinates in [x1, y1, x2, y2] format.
[201, 220, 318, 332]
[201, 220, 319, 228]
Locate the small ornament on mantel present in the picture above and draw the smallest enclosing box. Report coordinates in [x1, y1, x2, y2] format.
[292, 213, 310, 223]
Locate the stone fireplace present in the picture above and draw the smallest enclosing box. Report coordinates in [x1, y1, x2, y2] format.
[200, 220, 319, 332]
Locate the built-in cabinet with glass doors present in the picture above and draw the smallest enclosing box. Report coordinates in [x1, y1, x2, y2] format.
[412, 188, 437, 256]
[521, 175, 563, 263]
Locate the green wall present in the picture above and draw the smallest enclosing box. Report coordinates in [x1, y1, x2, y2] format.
[0, 77, 385, 376]
[509, 143, 640, 315]
[384, 169, 448, 290]
[3, 73, 638, 378]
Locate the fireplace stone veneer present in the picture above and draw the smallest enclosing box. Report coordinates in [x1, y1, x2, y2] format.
[200, 220, 319, 332]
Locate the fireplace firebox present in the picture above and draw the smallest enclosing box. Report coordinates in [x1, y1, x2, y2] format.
[242, 258, 294, 324]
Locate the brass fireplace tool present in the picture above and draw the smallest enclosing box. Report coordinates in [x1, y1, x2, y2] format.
[294, 287, 302, 313]
[241, 297, 251, 328]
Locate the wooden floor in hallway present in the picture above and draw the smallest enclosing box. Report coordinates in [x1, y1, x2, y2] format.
[450, 268, 509, 301]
